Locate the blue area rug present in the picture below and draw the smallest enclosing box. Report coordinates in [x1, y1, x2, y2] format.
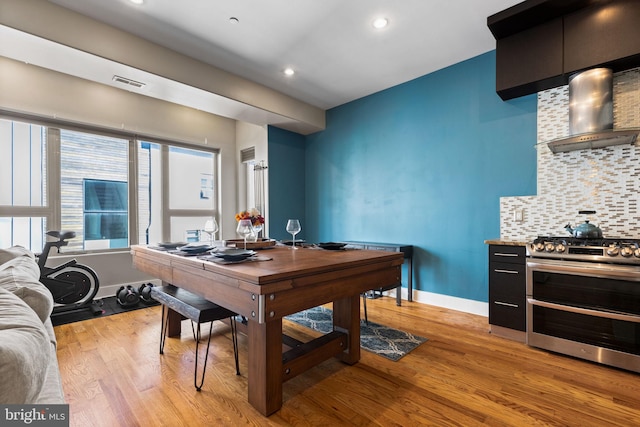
[285, 306, 428, 361]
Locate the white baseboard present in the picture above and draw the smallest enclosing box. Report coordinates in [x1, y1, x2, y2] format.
[388, 287, 489, 317]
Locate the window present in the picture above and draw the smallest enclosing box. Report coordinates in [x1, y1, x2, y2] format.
[138, 143, 217, 244]
[83, 179, 128, 248]
[60, 129, 129, 250]
[1, 117, 219, 252]
[0, 119, 47, 250]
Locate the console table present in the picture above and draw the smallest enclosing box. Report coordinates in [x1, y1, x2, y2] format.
[344, 241, 413, 304]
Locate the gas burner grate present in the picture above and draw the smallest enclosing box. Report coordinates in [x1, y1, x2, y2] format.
[533, 236, 640, 247]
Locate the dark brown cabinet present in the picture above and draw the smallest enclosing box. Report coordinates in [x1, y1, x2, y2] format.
[488, 245, 526, 333]
[564, 0, 640, 75]
[496, 18, 564, 100]
[489, 0, 640, 100]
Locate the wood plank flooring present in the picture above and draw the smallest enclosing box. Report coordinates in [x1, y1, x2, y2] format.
[54, 296, 640, 426]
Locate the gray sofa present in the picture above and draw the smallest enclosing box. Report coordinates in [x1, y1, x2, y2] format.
[0, 246, 65, 404]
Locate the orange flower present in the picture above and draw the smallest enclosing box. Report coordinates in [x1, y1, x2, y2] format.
[235, 209, 264, 226]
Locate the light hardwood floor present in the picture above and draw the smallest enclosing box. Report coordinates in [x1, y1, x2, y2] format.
[54, 296, 640, 426]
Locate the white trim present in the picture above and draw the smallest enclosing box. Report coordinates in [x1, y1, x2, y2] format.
[387, 287, 489, 317]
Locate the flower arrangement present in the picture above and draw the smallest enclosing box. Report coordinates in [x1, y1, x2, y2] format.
[235, 208, 265, 227]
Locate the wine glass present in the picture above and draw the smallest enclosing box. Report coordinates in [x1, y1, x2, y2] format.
[286, 219, 301, 249]
[252, 223, 263, 239]
[236, 219, 253, 250]
[203, 218, 218, 245]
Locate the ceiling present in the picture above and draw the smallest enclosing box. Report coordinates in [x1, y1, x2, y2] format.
[1, 0, 523, 132]
[46, 0, 521, 110]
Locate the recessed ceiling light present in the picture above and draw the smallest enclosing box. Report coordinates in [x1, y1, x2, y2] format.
[229, 17, 239, 24]
[283, 68, 295, 76]
[129, 0, 144, 5]
[372, 17, 388, 29]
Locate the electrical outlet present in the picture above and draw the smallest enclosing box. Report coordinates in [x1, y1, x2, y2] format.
[514, 209, 524, 222]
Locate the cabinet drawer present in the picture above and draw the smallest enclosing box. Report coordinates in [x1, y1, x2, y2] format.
[489, 283, 525, 308]
[489, 261, 525, 295]
[489, 245, 526, 264]
[489, 301, 526, 331]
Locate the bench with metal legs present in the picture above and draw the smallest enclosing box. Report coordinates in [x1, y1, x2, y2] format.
[151, 284, 240, 391]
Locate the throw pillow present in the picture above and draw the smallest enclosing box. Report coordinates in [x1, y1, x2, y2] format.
[0, 255, 53, 322]
[0, 245, 35, 266]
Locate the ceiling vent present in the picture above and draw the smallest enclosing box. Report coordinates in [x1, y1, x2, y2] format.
[112, 75, 146, 88]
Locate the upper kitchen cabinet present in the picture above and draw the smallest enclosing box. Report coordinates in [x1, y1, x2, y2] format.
[564, 1, 640, 74]
[488, 0, 640, 101]
[495, 18, 564, 100]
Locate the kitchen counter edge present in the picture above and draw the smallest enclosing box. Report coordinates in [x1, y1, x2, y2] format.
[484, 239, 528, 247]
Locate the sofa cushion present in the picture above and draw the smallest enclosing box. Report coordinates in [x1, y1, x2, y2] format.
[0, 288, 50, 404]
[0, 247, 53, 322]
[0, 245, 35, 266]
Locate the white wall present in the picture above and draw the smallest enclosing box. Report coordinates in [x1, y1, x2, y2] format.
[0, 56, 242, 294]
[235, 122, 269, 236]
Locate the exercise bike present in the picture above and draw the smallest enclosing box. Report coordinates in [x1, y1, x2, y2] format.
[37, 230, 102, 316]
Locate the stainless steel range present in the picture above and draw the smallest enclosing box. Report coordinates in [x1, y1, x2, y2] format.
[526, 236, 640, 373]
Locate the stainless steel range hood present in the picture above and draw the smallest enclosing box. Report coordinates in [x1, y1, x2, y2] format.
[547, 129, 639, 153]
[546, 68, 639, 154]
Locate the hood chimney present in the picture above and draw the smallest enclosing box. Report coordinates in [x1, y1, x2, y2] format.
[569, 68, 613, 135]
[546, 68, 638, 153]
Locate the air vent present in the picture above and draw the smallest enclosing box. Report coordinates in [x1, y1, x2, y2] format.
[112, 75, 146, 88]
[240, 147, 255, 163]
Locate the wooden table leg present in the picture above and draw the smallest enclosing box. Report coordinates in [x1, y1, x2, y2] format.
[166, 308, 182, 337]
[248, 318, 283, 416]
[333, 295, 360, 365]
[161, 281, 183, 337]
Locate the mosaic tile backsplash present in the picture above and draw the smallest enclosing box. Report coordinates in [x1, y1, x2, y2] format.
[500, 67, 640, 241]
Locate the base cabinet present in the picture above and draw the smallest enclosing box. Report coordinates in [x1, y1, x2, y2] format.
[488, 245, 526, 339]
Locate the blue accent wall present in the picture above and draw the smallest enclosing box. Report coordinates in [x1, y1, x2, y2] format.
[270, 51, 537, 302]
[268, 126, 307, 241]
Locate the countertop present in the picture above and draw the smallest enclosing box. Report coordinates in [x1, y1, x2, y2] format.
[484, 239, 528, 247]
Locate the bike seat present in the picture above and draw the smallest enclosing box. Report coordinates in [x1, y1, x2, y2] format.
[46, 230, 76, 240]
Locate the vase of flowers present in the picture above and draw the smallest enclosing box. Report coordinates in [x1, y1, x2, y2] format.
[235, 208, 265, 241]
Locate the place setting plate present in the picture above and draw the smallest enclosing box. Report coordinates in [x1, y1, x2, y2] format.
[317, 242, 347, 250]
[199, 248, 254, 263]
[176, 243, 214, 255]
[157, 241, 187, 249]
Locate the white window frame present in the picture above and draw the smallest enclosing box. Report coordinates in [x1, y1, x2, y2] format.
[0, 113, 220, 252]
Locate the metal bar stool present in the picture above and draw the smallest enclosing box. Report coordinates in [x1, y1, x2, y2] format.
[151, 284, 240, 391]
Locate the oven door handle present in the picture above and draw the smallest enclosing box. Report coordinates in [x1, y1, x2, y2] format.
[528, 298, 640, 323]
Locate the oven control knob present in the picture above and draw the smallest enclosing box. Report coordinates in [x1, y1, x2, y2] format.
[606, 245, 619, 256]
[555, 243, 566, 253]
[620, 246, 633, 257]
[545, 243, 555, 252]
[534, 242, 545, 252]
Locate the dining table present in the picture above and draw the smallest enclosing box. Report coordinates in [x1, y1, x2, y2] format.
[130, 244, 404, 416]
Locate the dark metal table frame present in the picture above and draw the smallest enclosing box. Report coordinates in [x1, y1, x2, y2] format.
[344, 241, 413, 304]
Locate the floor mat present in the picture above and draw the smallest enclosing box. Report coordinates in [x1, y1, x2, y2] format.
[51, 295, 158, 326]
